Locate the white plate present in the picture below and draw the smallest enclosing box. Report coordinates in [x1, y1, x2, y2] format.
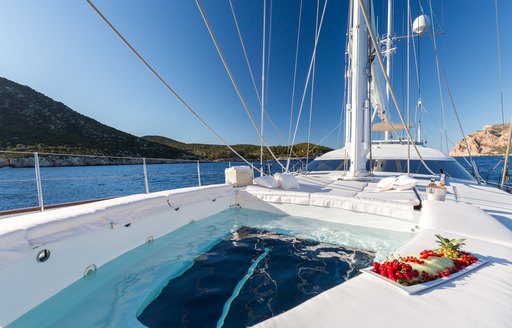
[361, 257, 488, 295]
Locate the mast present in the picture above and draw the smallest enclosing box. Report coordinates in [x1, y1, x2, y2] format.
[346, 0, 370, 178]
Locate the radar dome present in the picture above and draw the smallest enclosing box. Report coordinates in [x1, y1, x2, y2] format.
[412, 15, 430, 35]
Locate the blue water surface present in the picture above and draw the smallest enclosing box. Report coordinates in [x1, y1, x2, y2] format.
[0, 161, 293, 211]
[0, 156, 509, 211]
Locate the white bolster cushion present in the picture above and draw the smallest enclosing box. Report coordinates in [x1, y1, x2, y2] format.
[274, 173, 300, 190]
[376, 176, 397, 192]
[393, 175, 419, 191]
[254, 176, 280, 189]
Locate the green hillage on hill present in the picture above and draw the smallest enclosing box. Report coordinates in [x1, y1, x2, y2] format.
[0, 76, 332, 163]
[143, 135, 333, 161]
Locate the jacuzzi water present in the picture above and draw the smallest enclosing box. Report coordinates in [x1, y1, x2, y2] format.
[9, 208, 414, 328]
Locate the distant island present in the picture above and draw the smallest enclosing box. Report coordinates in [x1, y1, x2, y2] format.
[450, 123, 511, 157]
[0, 77, 332, 167]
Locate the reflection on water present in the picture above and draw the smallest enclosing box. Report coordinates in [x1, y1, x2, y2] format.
[138, 227, 375, 328]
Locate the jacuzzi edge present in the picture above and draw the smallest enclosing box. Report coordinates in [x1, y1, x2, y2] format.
[0, 184, 236, 327]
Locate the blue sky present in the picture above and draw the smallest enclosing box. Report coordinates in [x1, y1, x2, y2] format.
[0, 0, 510, 153]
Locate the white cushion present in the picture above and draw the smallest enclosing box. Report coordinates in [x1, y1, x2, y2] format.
[254, 175, 280, 189]
[231, 165, 251, 171]
[393, 176, 419, 191]
[274, 173, 300, 190]
[376, 176, 397, 192]
[243, 186, 310, 205]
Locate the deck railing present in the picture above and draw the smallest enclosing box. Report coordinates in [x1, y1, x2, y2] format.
[0, 152, 229, 215]
[0, 151, 297, 215]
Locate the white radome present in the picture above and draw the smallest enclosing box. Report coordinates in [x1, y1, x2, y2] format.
[413, 15, 431, 34]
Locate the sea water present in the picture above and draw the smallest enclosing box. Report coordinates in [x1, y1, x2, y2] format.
[1, 157, 507, 211]
[9, 208, 414, 328]
[0, 161, 285, 211]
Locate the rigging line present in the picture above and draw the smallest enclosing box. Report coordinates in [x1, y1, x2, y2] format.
[264, 0, 273, 109]
[306, 0, 321, 171]
[304, 119, 345, 164]
[231, 1, 301, 165]
[421, 3, 480, 180]
[338, 0, 353, 149]
[84, 0, 258, 172]
[228, 0, 261, 105]
[336, 77, 347, 148]
[264, 111, 308, 167]
[261, 0, 266, 174]
[500, 121, 512, 188]
[494, 0, 505, 125]
[409, 5, 420, 140]
[421, 103, 472, 167]
[357, 0, 437, 176]
[337, 51, 348, 148]
[194, 0, 286, 172]
[288, 0, 329, 164]
[407, 0, 411, 175]
[292, 120, 346, 173]
[426, 0, 448, 153]
[287, 0, 303, 164]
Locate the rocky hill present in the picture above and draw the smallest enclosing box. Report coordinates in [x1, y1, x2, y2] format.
[450, 123, 511, 156]
[0, 77, 333, 167]
[0, 77, 189, 160]
[143, 135, 333, 161]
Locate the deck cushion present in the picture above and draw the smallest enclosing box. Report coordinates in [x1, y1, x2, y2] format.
[254, 176, 280, 189]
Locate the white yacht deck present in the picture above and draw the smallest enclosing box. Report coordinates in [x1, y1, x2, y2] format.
[1, 174, 511, 327]
[254, 175, 512, 328]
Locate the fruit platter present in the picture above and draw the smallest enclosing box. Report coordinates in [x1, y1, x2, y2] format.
[362, 235, 487, 295]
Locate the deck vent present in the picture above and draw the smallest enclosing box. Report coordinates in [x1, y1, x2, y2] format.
[36, 249, 51, 263]
[84, 264, 97, 278]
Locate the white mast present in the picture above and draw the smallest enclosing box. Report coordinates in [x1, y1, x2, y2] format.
[346, 0, 370, 178]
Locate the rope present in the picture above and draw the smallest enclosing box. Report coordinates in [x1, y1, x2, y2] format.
[494, 0, 505, 125]
[264, 0, 273, 110]
[406, 0, 411, 175]
[427, 0, 449, 153]
[494, 0, 511, 189]
[501, 122, 512, 188]
[194, 0, 286, 172]
[409, 9, 421, 141]
[260, 0, 267, 174]
[288, 0, 328, 165]
[357, 0, 437, 176]
[228, 0, 303, 167]
[287, 0, 303, 168]
[264, 111, 307, 167]
[304, 120, 345, 165]
[84, 0, 260, 173]
[337, 0, 352, 148]
[306, 0, 320, 171]
[0, 179, 35, 183]
[228, 0, 262, 105]
[420, 3, 481, 181]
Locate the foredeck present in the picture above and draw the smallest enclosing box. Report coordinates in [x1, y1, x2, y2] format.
[255, 175, 512, 328]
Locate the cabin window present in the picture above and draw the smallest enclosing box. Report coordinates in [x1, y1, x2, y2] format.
[307, 159, 474, 180]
